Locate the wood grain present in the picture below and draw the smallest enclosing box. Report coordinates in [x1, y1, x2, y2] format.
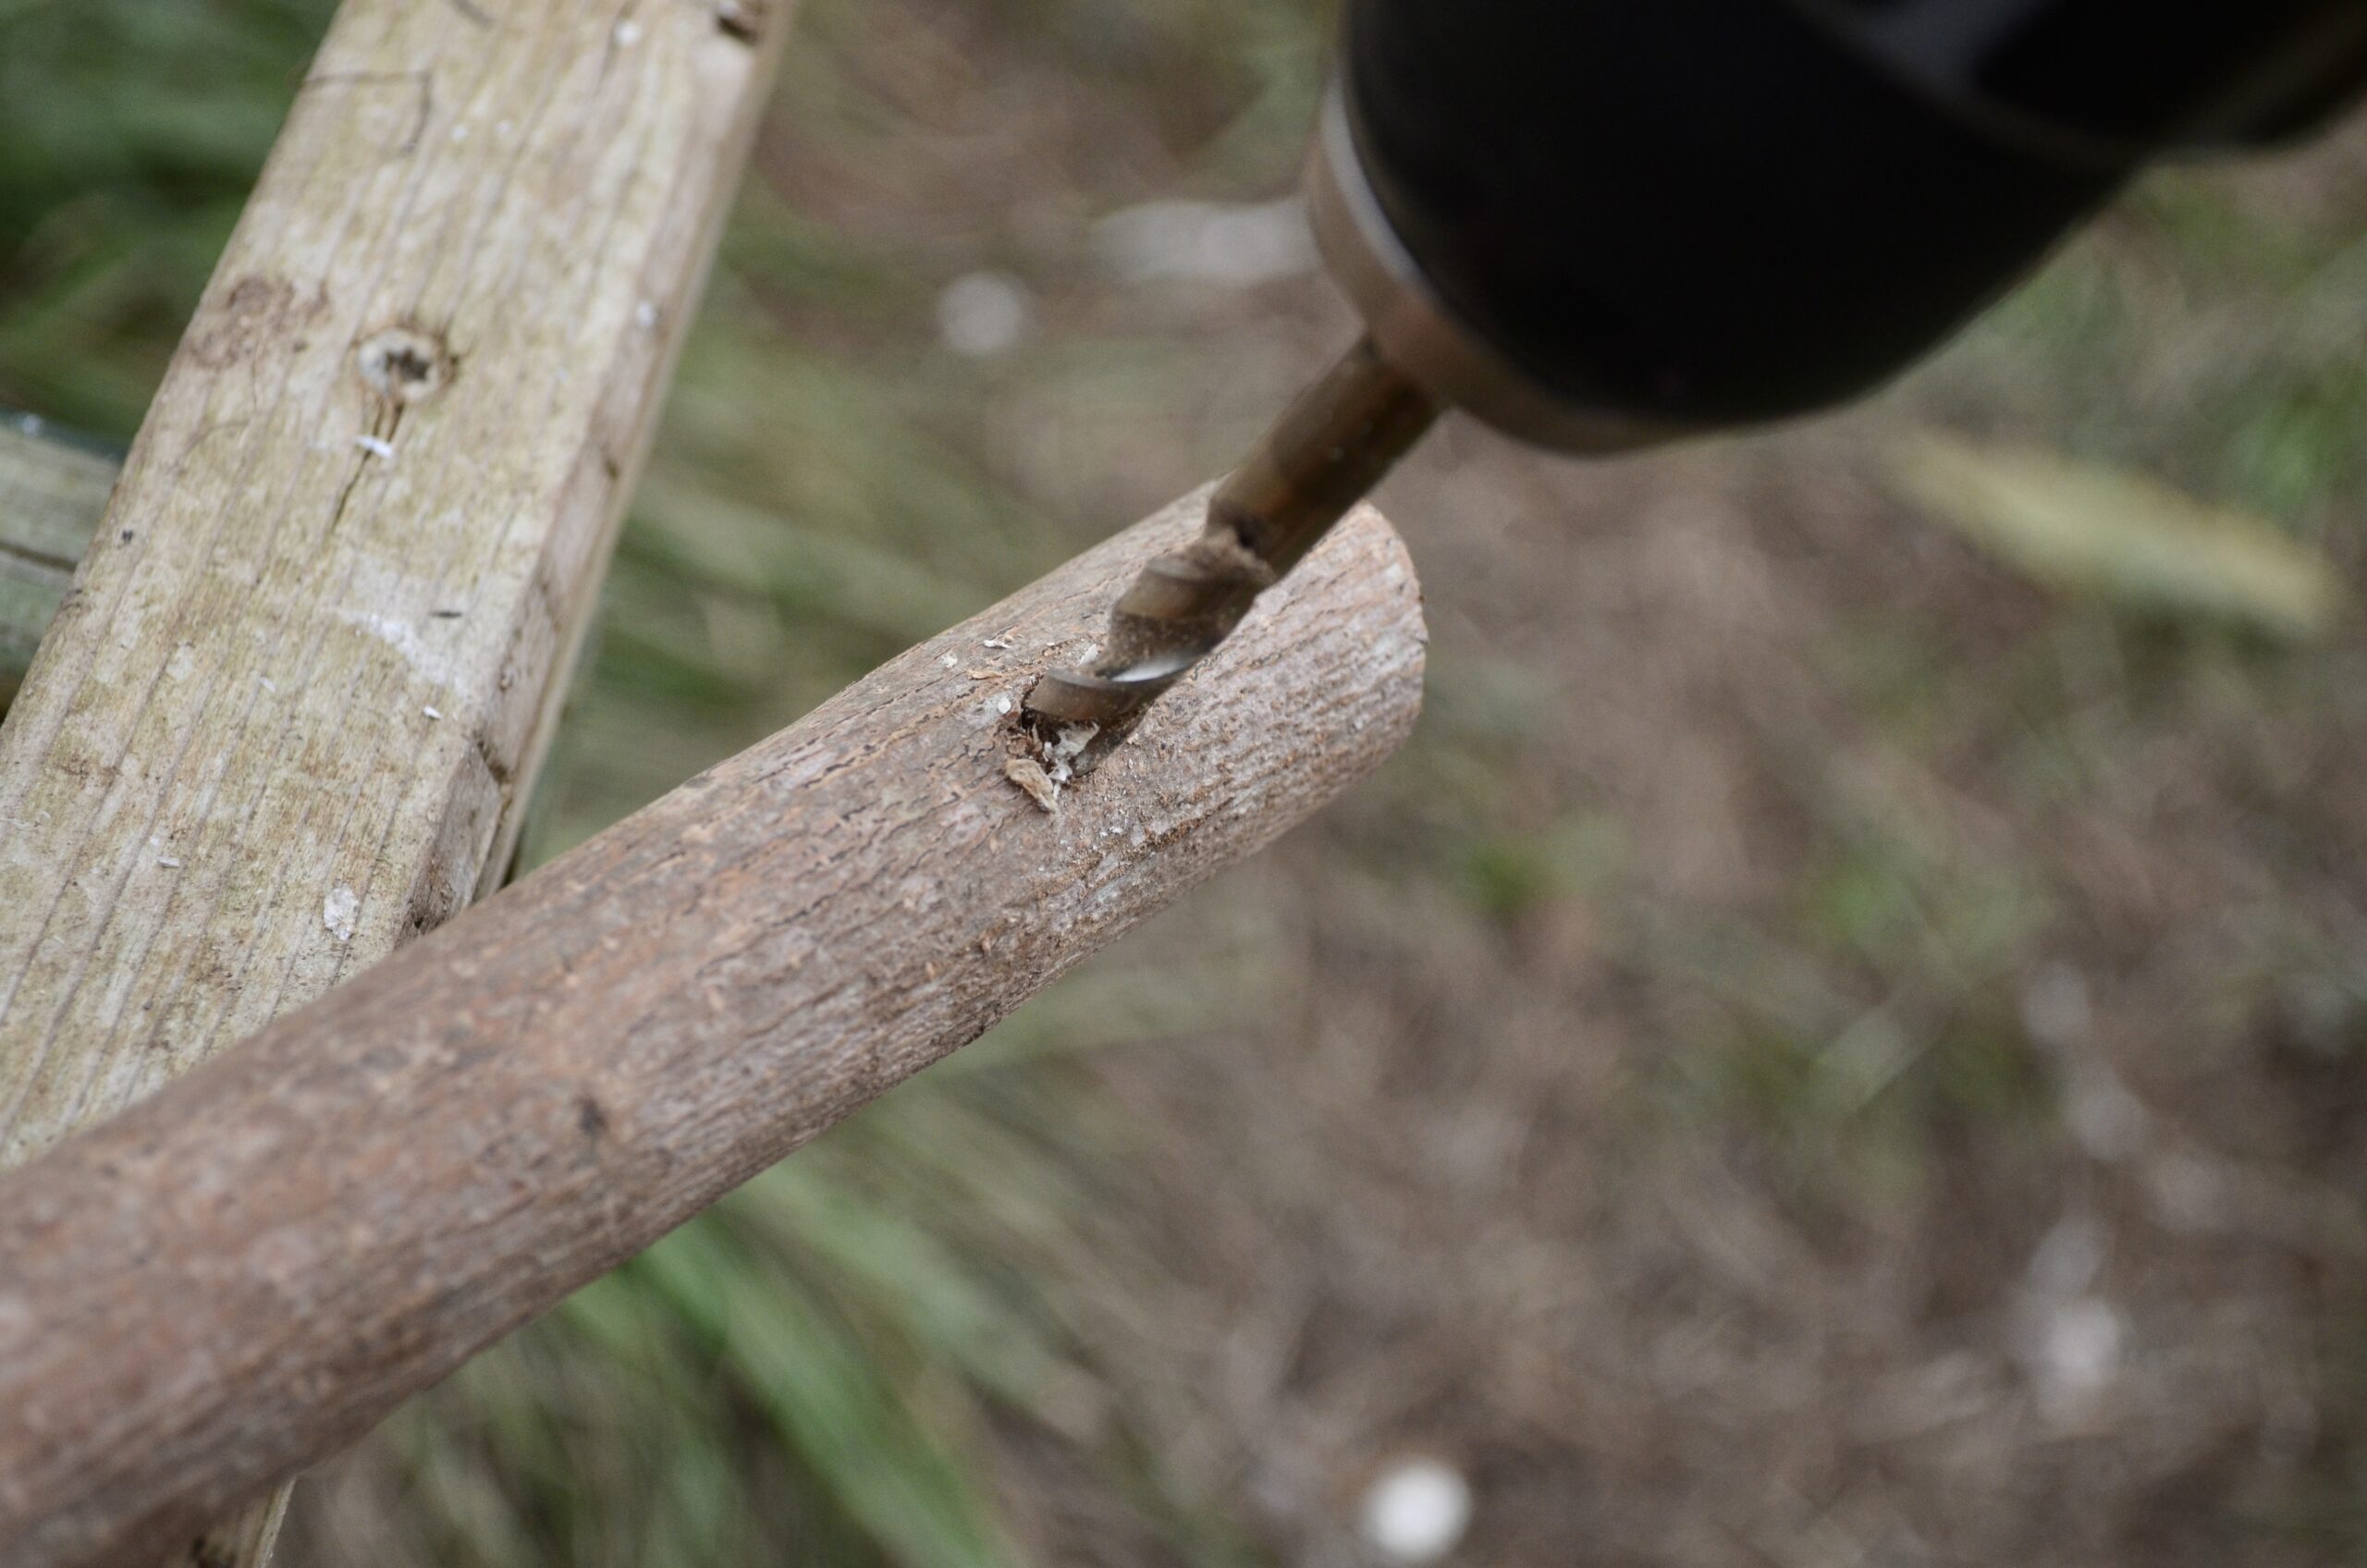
[0, 491, 1427, 1568]
[0, 0, 786, 1158]
[0, 6, 789, 1562]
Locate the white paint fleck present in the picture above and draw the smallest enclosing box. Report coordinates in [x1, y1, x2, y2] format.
[982, 636, 1013, 650]
[996, 694, 1013, 715]
[1359, 1457, 1472, 1565]
[355, 434, 396, 460]
[613, 18, 644, 44]
[324, 885, 360, 944]
[259, 676, 277, 692]
[422, 704, 444, 720]
[937, 272, 1031, 358]
[939, 653, 959, 669]
[634, 300, 658, 330]
[157, 857, 183, 870]
[165, 644, 198, 683]
[449, 120, 471, 143]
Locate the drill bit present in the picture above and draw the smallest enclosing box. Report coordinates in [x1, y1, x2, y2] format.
[1024, 337, 1438, 741]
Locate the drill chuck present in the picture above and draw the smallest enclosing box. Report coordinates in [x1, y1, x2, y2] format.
[1309, 0, 2367, 451]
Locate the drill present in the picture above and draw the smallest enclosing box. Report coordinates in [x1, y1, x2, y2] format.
[1027, 0, 2367, 737]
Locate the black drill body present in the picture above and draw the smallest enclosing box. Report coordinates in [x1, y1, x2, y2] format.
[1024, 0, 2367, 736]
[1339, 0, 2367, 435]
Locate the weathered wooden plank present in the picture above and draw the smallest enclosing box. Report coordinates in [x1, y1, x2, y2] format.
[0, 0, 788, 1159]
[0, 6, 790, 1563]
[0, 417, 116, 713]
[0, 491, 1428, 1568]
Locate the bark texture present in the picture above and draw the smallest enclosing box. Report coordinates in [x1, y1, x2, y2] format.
[0, 492, 1427, 1568]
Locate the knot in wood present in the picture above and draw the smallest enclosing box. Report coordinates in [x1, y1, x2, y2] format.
[355, 327, 453, 406]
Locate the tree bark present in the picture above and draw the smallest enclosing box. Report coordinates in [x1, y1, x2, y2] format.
[0, 489, 1427, 1568]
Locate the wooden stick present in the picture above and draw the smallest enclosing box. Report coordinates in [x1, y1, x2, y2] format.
[0, 6, 787, 1559]
[0, 491, 1426, 1568]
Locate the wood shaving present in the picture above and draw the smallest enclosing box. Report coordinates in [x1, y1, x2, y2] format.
[1003, 756, 1060, 815]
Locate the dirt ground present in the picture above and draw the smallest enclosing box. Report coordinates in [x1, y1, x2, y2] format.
[264, 0, 2367, 1561]
[791, 9, 2367, 1563]
[1096, 427, 2367, 1567]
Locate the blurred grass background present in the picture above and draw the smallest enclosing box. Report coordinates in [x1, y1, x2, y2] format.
[6, 1, 2367, 1564]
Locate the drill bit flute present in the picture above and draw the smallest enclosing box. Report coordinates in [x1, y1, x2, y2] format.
[1024, 337, 1436, 737]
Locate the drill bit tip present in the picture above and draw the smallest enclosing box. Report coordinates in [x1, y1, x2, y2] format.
[1021, 337, 1439, 753]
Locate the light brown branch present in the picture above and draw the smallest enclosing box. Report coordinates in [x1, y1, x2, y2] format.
[0, 490, 1426, 1568]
